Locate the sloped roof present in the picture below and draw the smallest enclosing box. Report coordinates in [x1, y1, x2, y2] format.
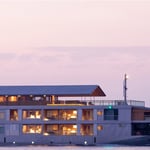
[0, 85, 106, 97]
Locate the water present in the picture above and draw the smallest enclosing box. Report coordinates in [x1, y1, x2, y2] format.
[0, 146, 149, 150]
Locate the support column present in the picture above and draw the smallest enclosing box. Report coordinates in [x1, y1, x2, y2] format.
[77, 124, 80, 135]
[93, 109, 97, 121]
[78, 109, 82, 121]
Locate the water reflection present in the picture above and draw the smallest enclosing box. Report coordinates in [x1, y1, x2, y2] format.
[0, 146, 149, 150]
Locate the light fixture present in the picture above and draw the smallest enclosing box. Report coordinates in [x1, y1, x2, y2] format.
[73, 125, 77, 128]
[73, 110, 77, 114]
[32, 141, 34, 144]
[84, 141, 87, 145]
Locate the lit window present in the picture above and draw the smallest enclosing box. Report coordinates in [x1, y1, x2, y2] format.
[59, 110, 77, 120]
[97, 125, 103, 131]
[10, 110, 18, 121]
[0, 96, 6, 102]
[44, 124, 58, 135]
[80, 124, 93, 136]
[44, 110, 58, 120]
[97, 111, 103, 116]
[8, 96, 17, 102]
[22, 110, 41, 119]
[82, 109, 93, 120]
[61, 124, 77, 135]
[22, 125, 42, 134]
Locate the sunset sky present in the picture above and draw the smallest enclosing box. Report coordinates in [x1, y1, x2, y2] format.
[0, 0, 150, 106]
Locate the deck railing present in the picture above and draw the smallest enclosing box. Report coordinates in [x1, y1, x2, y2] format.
[87, 100, 145, 107]
[0, 99, 145, 107]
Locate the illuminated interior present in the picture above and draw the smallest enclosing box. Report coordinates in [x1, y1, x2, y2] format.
[10, 109, 18, 121]
[60, 110, 77, 120]
[82, 109, 93, 120]
[22, 125, 42, 134]
[0, 96, 6, 102]
[97, 125, 103, 131]
[23, 110, 41, 119]
[61, 124, 77, 135]
[97, 111, 103, 116]
[44, 109, 77, 120]
[44, 124, 58, 135]
[44, 110, 58, 120]
[8, 96, 17, 102]
[44, 124, 77, 136]
[80, 124, 93, 135]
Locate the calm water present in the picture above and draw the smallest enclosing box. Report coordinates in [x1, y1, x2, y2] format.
[0, 146, 149, 150]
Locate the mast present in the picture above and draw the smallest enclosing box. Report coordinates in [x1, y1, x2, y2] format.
[123, 74, 128, 104]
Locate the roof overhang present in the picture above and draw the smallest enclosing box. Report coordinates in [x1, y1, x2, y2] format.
[0, 85, 106, 97]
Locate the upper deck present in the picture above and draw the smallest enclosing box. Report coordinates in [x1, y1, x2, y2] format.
[0, 85, 145, 107]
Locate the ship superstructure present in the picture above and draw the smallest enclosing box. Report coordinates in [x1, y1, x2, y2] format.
[0, 85, 149, 145]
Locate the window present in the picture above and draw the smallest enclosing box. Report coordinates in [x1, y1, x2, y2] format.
[8, 96, 17, 102]
[97, 125, 103, 131]
[22, 110, 41, 119]
[10, 109, 18, 121]
[80, 124, 93, 135]
[44, 109, 77, 121]
[97, 111, 103, 116]
[132, 123, 150, 135]
[44, 124, 77, 136]
[0, 126, 4, 134]
[9, 124, 19, 135]
[104, 109, 118, 120]
[22, 125, 42, 134]
[0, 96, 6, 102]
[60, 124, 77, 135]
[0, 112, 5, 120]
[82, 109, 93, 120]
[59, 110, 77, 120]
[44, 110, 58, 120]
[44, 124, 58, 135]
[144, 112, 150, 120]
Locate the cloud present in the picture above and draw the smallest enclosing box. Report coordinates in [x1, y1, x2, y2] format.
[1, 47, 150, 69]
[33, 46, 150, 69]
[0, 52, 16, 61]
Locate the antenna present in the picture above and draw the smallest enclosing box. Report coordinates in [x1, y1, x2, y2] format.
[123, 74, 128, 104]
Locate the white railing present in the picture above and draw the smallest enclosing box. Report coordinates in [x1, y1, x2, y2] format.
[90, 100, 145, 107]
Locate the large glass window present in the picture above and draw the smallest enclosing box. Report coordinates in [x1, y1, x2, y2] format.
[44, 109, 77, 121]
[144, 112, 150, 120]
[59, 124, 77, 135]
[44, 124, 58, 135]
[22, 110, 41, 119]
[104, 109, 118, 120]
[44, 124, 77, 136]
[132, 123, 150, 135]
[59, 110, 77, 120]
[82, 109, 93, 120]
[22, 125, 42, 134]
[44, 110, 58, 120]
[10, 109, 18, 121]
[0, 96, 6, 102]
[60, 124, 77, 135]
[80, 124, 93, 135]
[8, 96, 17, 102]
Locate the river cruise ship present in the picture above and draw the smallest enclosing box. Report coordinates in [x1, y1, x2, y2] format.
[0, 85, 149, 145]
